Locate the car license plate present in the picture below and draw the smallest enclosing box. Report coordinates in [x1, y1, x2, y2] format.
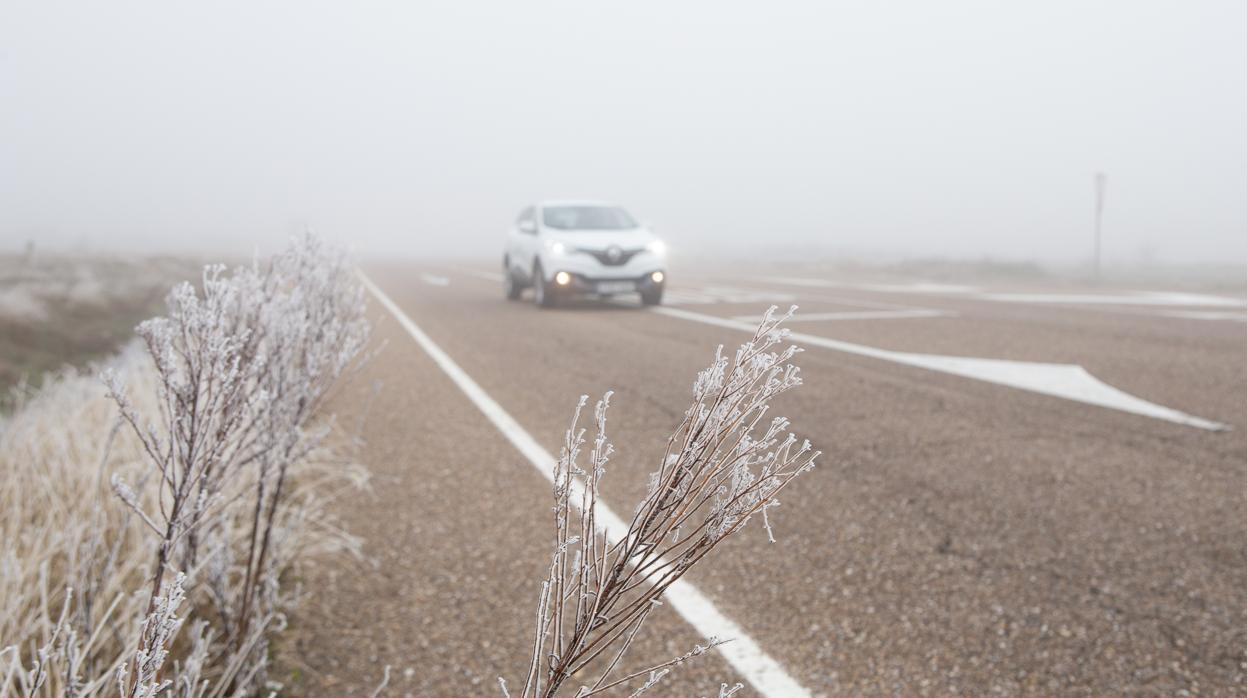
[596, 281, 635, 294]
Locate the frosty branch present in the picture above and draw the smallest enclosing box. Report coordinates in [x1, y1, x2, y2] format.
[510, 306, 818, 698]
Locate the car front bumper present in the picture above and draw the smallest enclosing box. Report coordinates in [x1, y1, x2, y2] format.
[551, 270, 666, 296]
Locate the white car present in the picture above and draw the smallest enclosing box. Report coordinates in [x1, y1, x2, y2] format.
[503, 200, 668, 307]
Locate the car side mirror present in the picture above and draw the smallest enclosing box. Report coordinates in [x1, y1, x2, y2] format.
[519, 220, 537, 234]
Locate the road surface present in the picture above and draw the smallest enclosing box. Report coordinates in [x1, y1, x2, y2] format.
[280, 262, 1247, 696]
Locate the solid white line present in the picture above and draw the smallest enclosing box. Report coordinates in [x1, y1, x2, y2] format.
[652, 306, 1228, 431]
[756, 277, 980, 294]
[756, 276, 1247, 309]
[733, 285, 927, 312]
[359, 273, 811, 698]
[1158, 310, 1247, 322]
[980, 291, 1247, 307]
[731, 309, 954, 323]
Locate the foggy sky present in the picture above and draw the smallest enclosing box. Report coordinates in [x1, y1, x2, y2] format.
[2, 1, 1244, 265]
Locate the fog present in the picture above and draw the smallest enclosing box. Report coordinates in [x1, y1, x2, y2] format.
[2, 1, 1244, 267]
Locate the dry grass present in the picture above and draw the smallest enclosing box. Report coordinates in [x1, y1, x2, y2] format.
[0, 347, 154, 695]
[0, 236, 369, 696]
[0, 352, 365, 695]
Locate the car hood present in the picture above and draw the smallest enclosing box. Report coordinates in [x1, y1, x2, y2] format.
[545, 229, 657, 250]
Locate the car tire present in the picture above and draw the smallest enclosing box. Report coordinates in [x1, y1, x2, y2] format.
[640, 287, 663, 306]
[533, 263, 556, 308]
[503, 260, 522, 300]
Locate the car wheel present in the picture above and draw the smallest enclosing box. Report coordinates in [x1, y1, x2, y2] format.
[503, 260, 522, 300]
[640, 288, 663, 306]
[533, 263, 556, 308]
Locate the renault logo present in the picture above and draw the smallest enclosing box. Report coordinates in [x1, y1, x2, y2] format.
[606, 246, 623, 262]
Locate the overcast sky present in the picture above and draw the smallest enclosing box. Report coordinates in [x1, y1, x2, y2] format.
[1, 1, 1244, 265]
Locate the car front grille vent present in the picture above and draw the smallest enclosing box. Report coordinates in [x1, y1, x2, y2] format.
[577, 247, 642, 266]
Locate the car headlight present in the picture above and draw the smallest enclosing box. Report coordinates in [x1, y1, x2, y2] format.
[646, 240, 667, 256]
[545, 240, 567, 255]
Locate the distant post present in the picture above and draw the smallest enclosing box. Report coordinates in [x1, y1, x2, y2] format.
[1093, 172, 1107, 279]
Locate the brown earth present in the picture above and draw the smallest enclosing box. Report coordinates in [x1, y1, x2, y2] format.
[0, 255, 200, 406]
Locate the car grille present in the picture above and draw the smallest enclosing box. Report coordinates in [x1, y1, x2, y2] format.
[578, 247, 642, 266]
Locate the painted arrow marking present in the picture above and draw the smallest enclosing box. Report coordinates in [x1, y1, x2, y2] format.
[652, 306, 1228, 432]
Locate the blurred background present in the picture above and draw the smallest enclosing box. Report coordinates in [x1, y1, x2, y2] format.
[5, 5, 1247, 695]
[2, 0, 1244, 272]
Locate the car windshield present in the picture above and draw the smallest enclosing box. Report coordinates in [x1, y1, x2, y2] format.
[542, 206, 638, 231]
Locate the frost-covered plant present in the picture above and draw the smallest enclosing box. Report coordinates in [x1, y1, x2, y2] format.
[233, 234, 368, 649]
[116, 573, 188, 698]
[1, 233, 368, 697]
[1, 348, 160, 697]
[104, 233, 369, 694]
[508, 307, 818, 697]
[104, 263, 271, 694]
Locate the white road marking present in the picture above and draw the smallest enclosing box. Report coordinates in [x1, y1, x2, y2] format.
[980, 291, 1247, 307]
[758, 276, 1247, 309]
[659, 286, 798, 305]
[653, 306, 1228, 431]
[449, 265, 506, 283]
[692, 286, 797, 304]
[744, 289, 924, 312]
[420, 274, 450, 286]
[758, 277, 980, 294]
[360, 274, 812, 698]
[726, 281, 954, 316]
[1159, 310, 1247, 322]
[732, 309, 955, 323]
[662, 289, 722, 305]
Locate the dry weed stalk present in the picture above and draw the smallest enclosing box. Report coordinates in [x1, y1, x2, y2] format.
[1, 347, 159, 698]
[1, 233, 368, 697]
[510, 307, 818, 697]
[105, 233, 368, 694]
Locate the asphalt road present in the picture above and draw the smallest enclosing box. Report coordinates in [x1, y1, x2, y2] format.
[282, 262, 1247, 697]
